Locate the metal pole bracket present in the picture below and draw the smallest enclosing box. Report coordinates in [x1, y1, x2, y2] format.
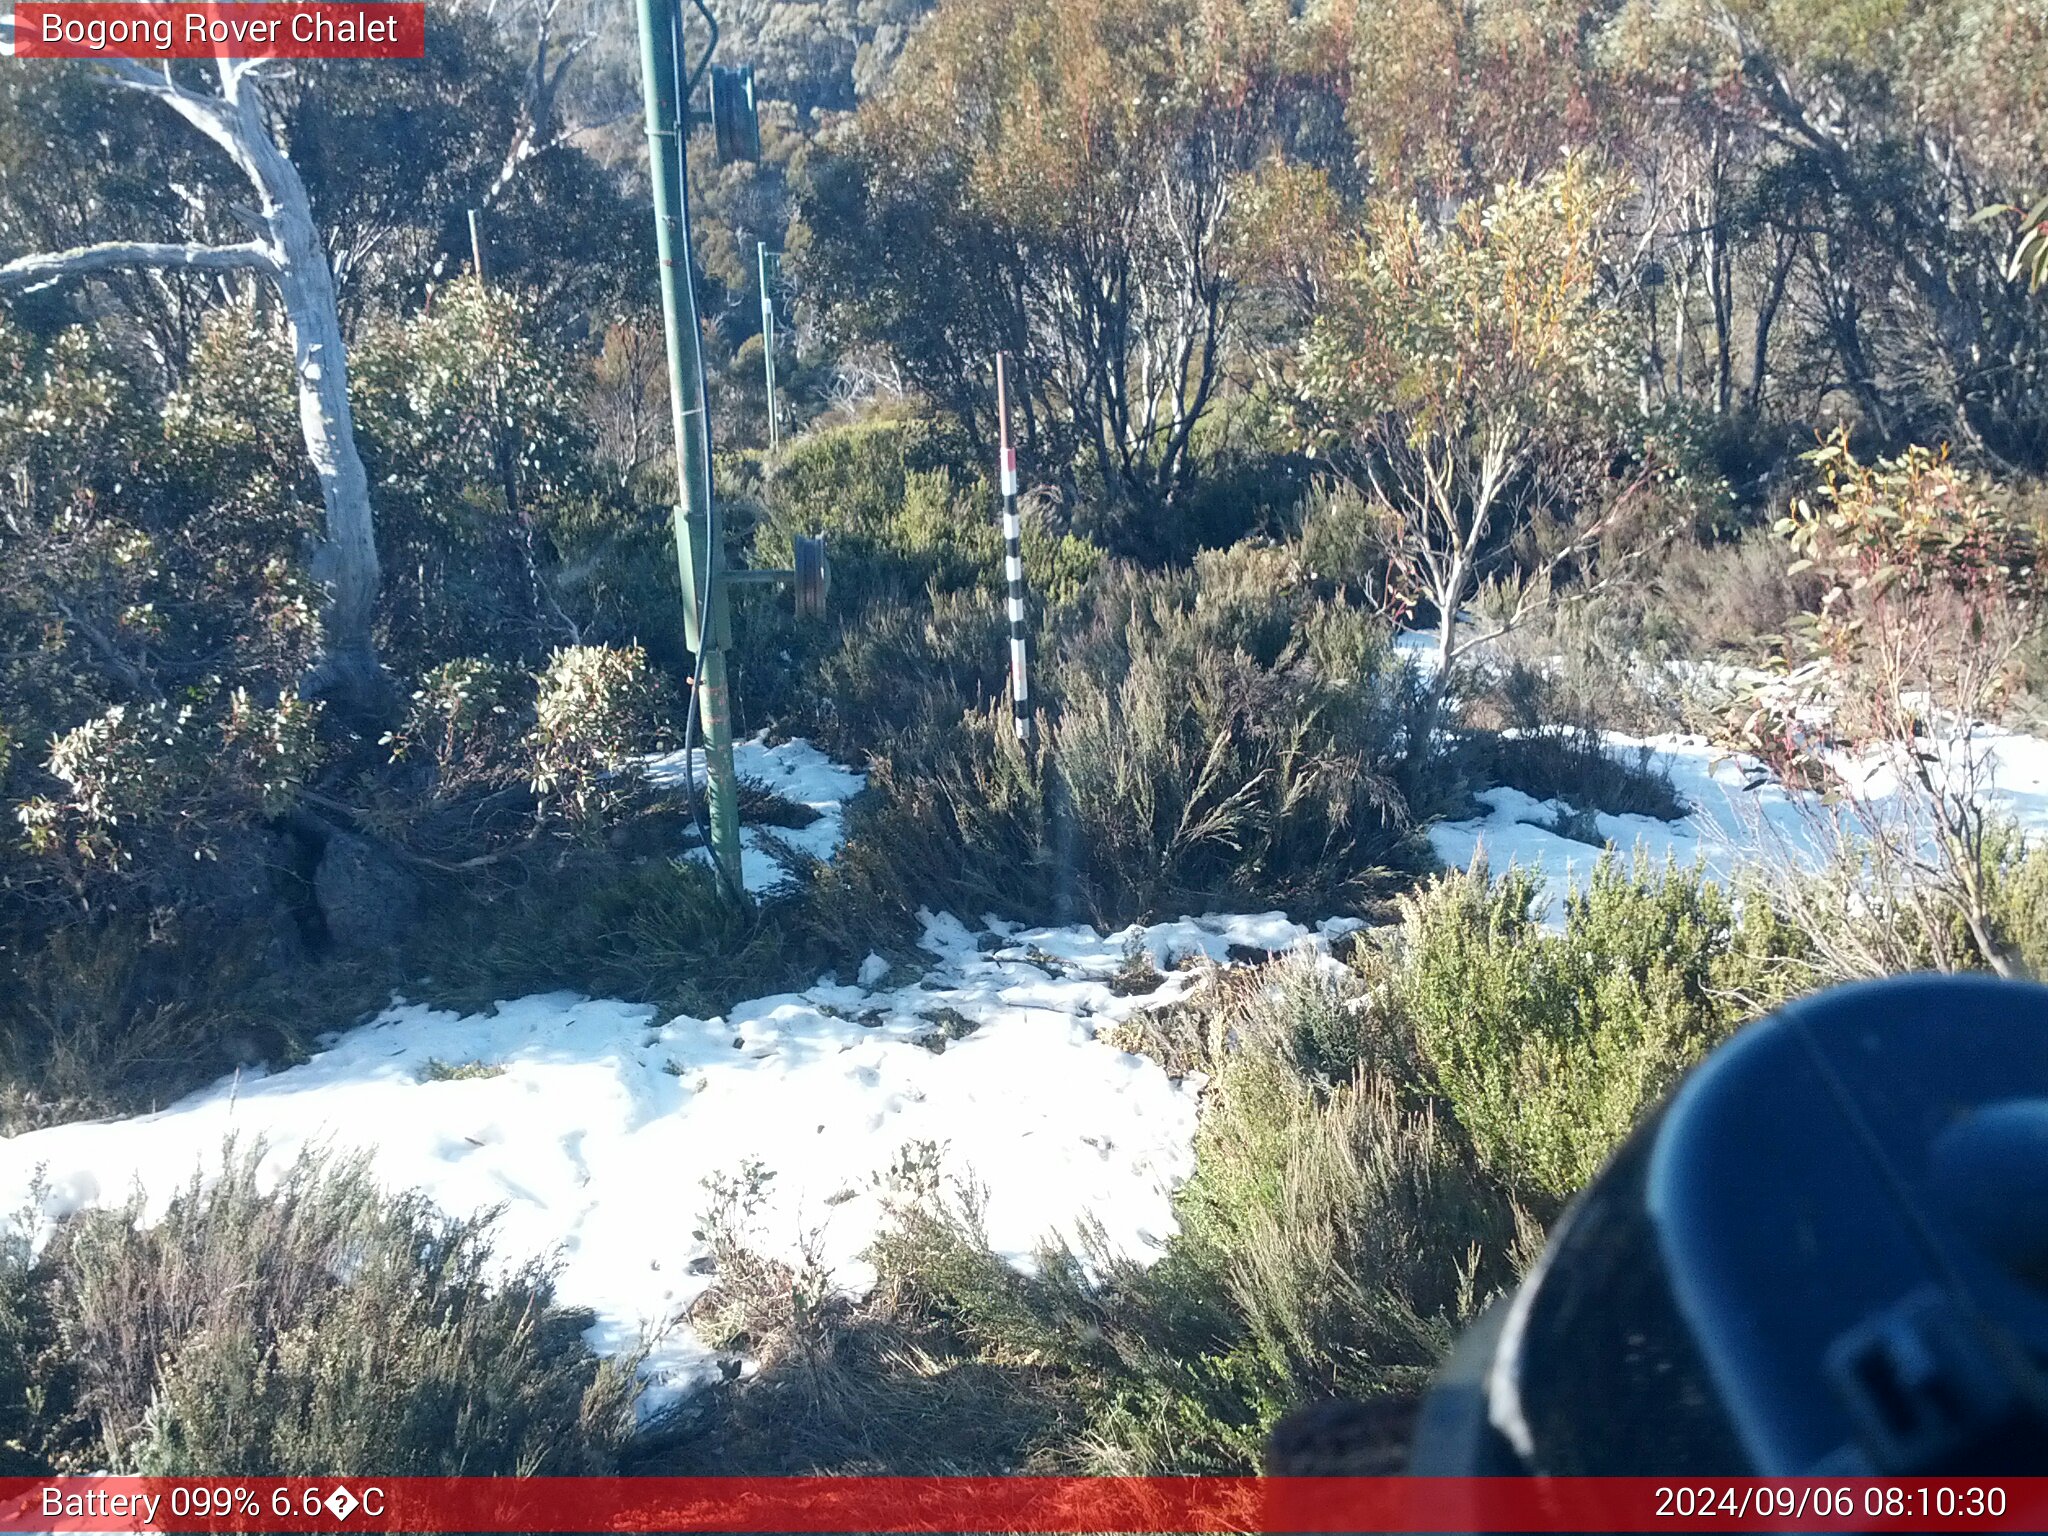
[725, 533, 829, 619]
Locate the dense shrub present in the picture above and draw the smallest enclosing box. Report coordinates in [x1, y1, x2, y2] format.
[668, 1150, 1074, 1476]
[18, 691, 320, 872]
[0, 315, 323, 862]
[526, 643, 670, 828]
[0, 914, 286, 1133]
[348, 283, 619, 677]
[42, 1147, 638, 1475]
[1981, 831, 2048, 980]
[0, 1213, 66, 1474]
[811, 589, 1012, 747]
[1455, 659, 1683, 820]
[728, 414, 1101, 755]
[1295, 480, 1403, 608]
[851, 953, 1526, 1474]
[0, 293, 698, 1128]
[1395, 856, 1800, 1205]
[1649, 532, 1820, 659]
[751, 416, 1100, 614]
[382, 657, 524, 808]
[407, 845, 905, 1022]
[1162, 961, 1521, 1391]
[846, 552, 1443, 926]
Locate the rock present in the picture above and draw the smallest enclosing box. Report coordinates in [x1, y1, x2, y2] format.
[313, 831, 420, 953]
[142, 826, 305, 965]
[914, 1007, 979, 1052]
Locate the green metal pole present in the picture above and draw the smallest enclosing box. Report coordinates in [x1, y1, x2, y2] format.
[758, 241, 779, 451]
[637, 0, 743, 893]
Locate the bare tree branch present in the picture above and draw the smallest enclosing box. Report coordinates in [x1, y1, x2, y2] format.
[98, 57, 238, 136]
[0, 238, 280, 291]
[0, 49, 387, 710]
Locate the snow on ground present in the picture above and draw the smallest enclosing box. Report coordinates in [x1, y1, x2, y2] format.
[1396, 625, 2048, 923]
[17, 686, 2047, 1419]
[1391, 627, 1786, 919]
[1819, 720, 2048, 829]
[1392, 626, 1449, 675]
[1425, 724, 2048, 927]
[1426, 733, 1811, 924]
[0, 905, 1357, 1413]
[642, 734, 866, 895]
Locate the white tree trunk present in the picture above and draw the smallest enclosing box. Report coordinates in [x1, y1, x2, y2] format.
[220, 68, 383, 707]
[0, 49, 385, 712]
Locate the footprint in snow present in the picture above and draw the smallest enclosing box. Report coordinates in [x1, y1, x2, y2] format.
[559, 1129, 590, 1181]
[491, 1172, 545, 1208]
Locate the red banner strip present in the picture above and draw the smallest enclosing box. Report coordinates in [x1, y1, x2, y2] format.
[11, 4, 424, 59]
[1, 1477, 2045, 1533]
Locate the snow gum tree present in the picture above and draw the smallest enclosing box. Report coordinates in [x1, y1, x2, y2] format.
[0, 49, 384, 714]
[1598, 0, 2048, 469]
[796, 0, 1321, 555]
[1290, 159, 1686, 735]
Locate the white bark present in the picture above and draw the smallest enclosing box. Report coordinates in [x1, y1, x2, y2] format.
[4, 56, 385, 711]
[0, 239, 280, 289]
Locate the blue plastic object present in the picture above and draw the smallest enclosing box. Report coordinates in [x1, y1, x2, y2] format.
[1412, 975, 2048, 1475]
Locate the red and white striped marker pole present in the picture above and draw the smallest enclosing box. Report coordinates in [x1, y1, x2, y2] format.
[995, 352, 1035, 747]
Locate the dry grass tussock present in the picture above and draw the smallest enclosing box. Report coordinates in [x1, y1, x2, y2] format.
[0, 1141, 638, 1476]
[669, 1155, 1073, 1474]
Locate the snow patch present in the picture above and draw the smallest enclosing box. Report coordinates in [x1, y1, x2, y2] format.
[0, 909, 1346, 1415]
[1428, 727, 2048, 926]
[641, 734, 866, 895]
